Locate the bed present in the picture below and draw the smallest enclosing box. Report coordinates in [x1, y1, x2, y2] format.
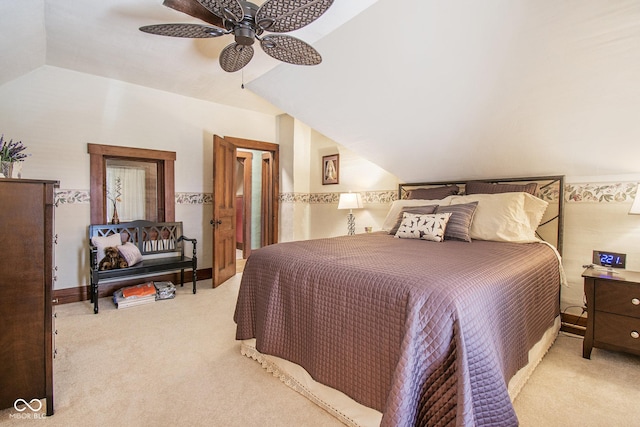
[234, 176, 565, 427]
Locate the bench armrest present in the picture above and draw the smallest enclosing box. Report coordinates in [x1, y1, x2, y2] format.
[178, 236, 197, 258]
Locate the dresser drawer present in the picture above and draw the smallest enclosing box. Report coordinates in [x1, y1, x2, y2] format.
[595, 280, 640, 318]
[594, 311, 640, 352]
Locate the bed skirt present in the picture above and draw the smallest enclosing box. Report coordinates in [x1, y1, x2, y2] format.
[240, 316, 560, 427]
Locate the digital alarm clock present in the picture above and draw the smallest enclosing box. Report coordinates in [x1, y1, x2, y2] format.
[592, 250, 626, 269]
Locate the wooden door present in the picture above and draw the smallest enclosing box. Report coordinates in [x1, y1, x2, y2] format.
[212, 135, 237, 287]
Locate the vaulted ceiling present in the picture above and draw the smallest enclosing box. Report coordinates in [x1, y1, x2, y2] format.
[2, 0, 640, 182]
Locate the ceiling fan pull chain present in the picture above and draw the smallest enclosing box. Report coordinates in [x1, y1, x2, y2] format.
[241, 69, 245, 89]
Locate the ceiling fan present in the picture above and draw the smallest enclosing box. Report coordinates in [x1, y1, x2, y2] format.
[140, 0, 334, 72]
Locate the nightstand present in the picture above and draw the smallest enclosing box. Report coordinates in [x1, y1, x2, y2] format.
[582, 268, 640, 359]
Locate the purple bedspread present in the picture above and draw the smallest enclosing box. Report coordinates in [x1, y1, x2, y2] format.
[234, 232, 560, 426]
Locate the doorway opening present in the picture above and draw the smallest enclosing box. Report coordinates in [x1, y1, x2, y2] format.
[212, 136, 279, 287]
[235, 149, 277, 261]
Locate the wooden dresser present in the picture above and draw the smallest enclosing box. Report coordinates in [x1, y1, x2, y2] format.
[583, 268, 640, 359]
[0, 178, 58, 415]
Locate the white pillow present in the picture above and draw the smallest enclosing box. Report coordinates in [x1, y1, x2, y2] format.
[117, 242, 143, 266]
[91, 233, 123, 263]
[394, 212, 452, 242]
[522, 192, 549, 232]
[381, 196, 454, 232]
[449, 192, 548, 243]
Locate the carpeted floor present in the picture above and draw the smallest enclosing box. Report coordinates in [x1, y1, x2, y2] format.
[2, 275, 639, 426]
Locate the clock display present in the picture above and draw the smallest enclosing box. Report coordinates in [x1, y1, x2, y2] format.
[592, 250, 626, 269]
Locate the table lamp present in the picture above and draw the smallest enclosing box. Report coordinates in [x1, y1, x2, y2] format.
[338, 192, 363, 235]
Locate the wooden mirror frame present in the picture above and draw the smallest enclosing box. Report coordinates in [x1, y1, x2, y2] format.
[88, 144, 176, 225]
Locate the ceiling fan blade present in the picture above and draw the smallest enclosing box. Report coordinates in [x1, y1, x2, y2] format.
[197, 0, 245, 23]
[140, 23, 226, 38]
[219, 43, 254, 72]
[260, 35, 321, 65]
[256, 0, 334, 33]
[162, 0, 223, 27]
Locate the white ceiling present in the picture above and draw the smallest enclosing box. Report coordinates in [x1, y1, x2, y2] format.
[2, 0, 640, 182]
[0, 0, 377, 116]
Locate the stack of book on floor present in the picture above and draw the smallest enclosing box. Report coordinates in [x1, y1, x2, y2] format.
[154, 281, 176, 300]
[113, 282, 157, 308]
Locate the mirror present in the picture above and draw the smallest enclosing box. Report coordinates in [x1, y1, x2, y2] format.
[106, 159, 159, 222]
[88, 143, 176, 225]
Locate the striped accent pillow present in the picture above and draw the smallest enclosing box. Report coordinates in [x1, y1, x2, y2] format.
[435, 202, 479, 242]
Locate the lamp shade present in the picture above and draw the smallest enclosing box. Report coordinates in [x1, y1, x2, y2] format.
[338, 193, 363, 210]
[630, 185, 640, 214]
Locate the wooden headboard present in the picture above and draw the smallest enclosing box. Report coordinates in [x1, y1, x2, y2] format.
[399, 175, 565, 256]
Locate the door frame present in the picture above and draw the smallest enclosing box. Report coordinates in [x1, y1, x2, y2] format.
[236, 151, 253, 259]
[224, 136, 279, 246]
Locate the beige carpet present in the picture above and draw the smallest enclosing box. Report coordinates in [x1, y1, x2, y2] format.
[2, 275, 639, 426]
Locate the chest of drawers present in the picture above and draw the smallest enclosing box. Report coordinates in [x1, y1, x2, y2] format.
[583, 268, 640, 359]
[0, 179, 58, 415]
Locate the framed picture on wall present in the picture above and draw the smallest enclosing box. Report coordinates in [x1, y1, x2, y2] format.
[322, 154, 339, 185]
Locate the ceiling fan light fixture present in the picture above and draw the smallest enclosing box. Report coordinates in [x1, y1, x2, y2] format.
[234, 26, 256, 45]
[142, 0, 334, 72]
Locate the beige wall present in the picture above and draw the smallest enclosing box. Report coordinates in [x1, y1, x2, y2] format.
[283, 120, 640, 313]
[0, 65, 277, 291]
[3, 67, 639, 316]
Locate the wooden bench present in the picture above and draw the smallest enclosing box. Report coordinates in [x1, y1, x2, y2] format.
[89, 220, 197, 314]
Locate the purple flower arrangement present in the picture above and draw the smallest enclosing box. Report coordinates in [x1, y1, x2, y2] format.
[0, 135, 29, 162]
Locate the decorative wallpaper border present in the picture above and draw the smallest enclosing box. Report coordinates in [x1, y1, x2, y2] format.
[51, 183, 639, 206]
[280, 183, 639, 205]
[175, 193, 212, 205]
[55, 190, 90, 206]
[565, 182, 637, 203]
[53, 191, 214, 206]
[280, 191, 397, 204]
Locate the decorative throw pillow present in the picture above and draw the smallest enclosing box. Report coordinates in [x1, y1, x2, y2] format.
[395, 212, 452, 242]
[465, 181, 538, 196]
[435, 202, 479, 242]
[381, 198, 454, 232]
[91, 233, 123, 263]
[407, 185, 459, 200]
[388, 205, 439, 235]
[117, 242, 143, 267]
